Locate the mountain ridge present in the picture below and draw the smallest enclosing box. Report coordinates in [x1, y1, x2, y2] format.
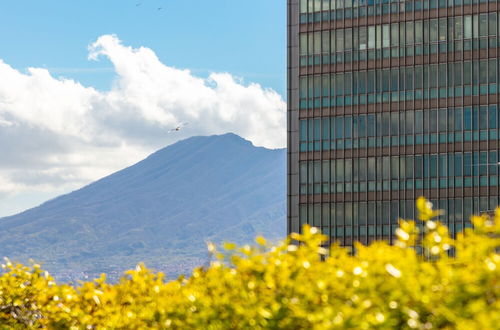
[0, 133, 286, 280]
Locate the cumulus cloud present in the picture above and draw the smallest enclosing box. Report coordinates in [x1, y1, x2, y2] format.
[0, 118, 13, 127]
[0, 34, 286, 202]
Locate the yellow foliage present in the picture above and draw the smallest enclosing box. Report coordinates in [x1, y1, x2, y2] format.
[0, 198, 499, 329]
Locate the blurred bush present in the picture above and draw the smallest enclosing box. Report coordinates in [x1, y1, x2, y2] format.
[0, 197, 499, 329]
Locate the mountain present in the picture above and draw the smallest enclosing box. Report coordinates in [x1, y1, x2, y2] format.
[0, 133, 286, 281]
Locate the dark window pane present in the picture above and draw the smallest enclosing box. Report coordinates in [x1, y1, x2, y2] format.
[406, 156, 414, 178]
[405, 111, 414, 134]
[430, 155, 437, 178]
[429, 65, 438, 88]
[359, 158, 367, 181]
[489, 59, 497, 84]
[391, 113, 399, 135]
[300, 120, 308, 141]
[322, 74, 330, 96]
[314, 76, 321, 97]
[368, 157, 376, 180]
[367, 70, 375, 93]
[359, 203, 367, 225]
[454, 63, 462, 86]
[415, 111, 423, 133]
[314, 118, 321, 140]
[405, 67, 414, 90]
[479, 60, 488, 84]
[368, 202, 376, 224]
[455, 153, 463, 176]
[345, 159, 352, 182]
[300, 77, 308, 98]
[322, 118, 330, 140]
[438, 64, 447, 87]
[358, 71, 366, 93]
[415, 66, 423, 89]
[464, 107, 472, 130]
[382, 113, 390, 136]
[382, 156, 390, 180]
[489, 105, 497, 129]
[335, 117, 343, 139]
[463, 152, 472, 176]
[391, 69, 398, 91]
[479, 106, 487, 130]
[391, 156, 399, 179]
[438, 108, 447, 131]
[345, 116, 352, 138]
[382, 70, 390, 92]
[415, 155, 423, 178]
[429, 110, 438, 133]
[336, 159, 344, 182]
[358, 115, 366, 137]
[335, 74, 344, 96]
[455, 108, 463, 131]
[463, 62, 472, 84]
[367, 114, 376, 136]
[344, 72, 352, 94]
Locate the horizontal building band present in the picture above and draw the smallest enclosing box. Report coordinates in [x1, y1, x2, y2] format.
[299, 197, 496, 225]
[299, 141, 500, 159]
[300, 13, 499, 57]
[299, 1, 498, 28]
[299, 59, 499, 109]
[295, 195, 496, 246]
[298, 95, 500, 116]
[299, 187, 500, 201]
[300, 47, 500, 72]
[298, 105, 500, 153]
[299, 151, 500, 195]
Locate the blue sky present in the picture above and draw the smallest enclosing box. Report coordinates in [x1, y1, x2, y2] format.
[0, 0, 285, 94]
[0, 0, 286, 217]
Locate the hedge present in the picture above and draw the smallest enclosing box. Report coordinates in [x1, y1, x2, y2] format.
[0, 197, 499, 329]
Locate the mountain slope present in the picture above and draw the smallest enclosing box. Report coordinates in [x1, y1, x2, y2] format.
[0, 133, 286, 280]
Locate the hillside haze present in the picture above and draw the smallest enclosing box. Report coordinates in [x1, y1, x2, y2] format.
[0, 133, 286, 280]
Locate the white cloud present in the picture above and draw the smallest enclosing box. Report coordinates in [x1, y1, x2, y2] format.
[0, 34, 286, 209]
[0, 118, 13, 127]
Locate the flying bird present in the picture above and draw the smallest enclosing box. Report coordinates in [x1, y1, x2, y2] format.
[168, 122, 189, 133]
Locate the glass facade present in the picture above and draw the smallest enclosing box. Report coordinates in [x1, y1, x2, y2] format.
[287, 0, 500, 248]
[299, 14, 500, 66]
[300, 0, 498, 23]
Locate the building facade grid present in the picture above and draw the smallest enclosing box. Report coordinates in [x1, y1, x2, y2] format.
[287, 0, 500, 248]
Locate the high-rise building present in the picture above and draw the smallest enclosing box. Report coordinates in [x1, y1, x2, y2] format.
[287, 0, 500, 248]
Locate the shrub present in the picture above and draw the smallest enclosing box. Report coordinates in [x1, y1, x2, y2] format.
[0, 197, 499, 329]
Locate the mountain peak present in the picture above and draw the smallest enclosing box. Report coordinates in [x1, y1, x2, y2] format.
[142, 133, 271, 170]
[0, 132, 286, 281]
[165, 132, 254, 150]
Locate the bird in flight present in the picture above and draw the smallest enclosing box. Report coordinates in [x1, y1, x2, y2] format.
[168, 122, 189, 133]
[158, 7, 162, 10]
